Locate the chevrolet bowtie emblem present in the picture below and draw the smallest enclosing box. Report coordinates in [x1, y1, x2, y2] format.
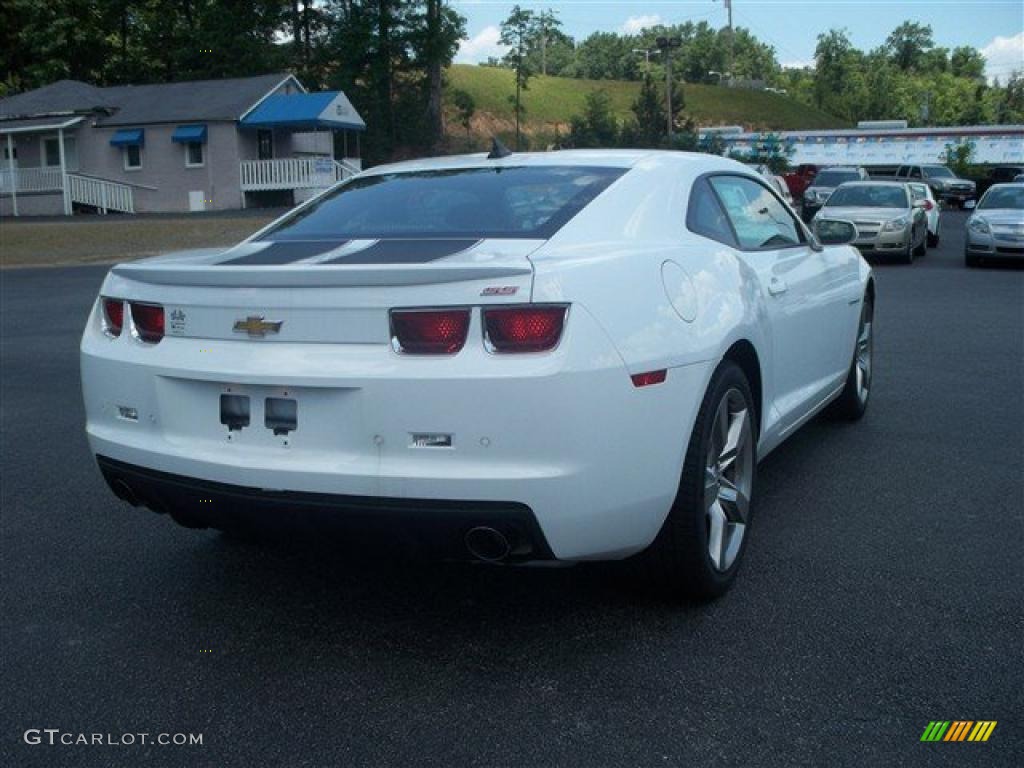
[233, 316, 283, 337]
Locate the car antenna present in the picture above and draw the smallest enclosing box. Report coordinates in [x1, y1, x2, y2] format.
[487, 137, 513, 159]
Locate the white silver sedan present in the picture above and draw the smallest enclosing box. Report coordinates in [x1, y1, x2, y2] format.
[81, 150, 873, 598]
[965, 183, 1024, 267]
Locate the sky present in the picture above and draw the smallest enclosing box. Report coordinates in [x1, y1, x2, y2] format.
[451, 0, 1024, 82]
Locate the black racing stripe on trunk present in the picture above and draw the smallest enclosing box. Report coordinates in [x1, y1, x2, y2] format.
[219, 240, 349, 265]
[320, 239, 481, 265]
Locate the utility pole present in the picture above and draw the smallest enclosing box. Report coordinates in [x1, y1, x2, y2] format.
[726, 0, 734, 83]
[656, 37, 682, 139]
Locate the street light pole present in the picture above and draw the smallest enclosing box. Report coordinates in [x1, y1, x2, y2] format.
[666, 52, 674, 138]
[656, 36, 682, 140]
[726, 0, 734, 85]
[632, 48, 654, 73]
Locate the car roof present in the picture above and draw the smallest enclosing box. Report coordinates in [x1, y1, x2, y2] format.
[360, 149, 744, 178]
[835, 180, 908, 188]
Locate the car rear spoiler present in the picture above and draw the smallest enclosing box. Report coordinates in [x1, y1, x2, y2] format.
[110, 262, 534, 288]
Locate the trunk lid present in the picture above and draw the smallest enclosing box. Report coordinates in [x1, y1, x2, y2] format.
[106, 238, 539, 345]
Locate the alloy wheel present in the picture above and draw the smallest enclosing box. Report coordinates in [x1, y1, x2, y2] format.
[704, 389, 754, 571]
[856, 302, 873, 404]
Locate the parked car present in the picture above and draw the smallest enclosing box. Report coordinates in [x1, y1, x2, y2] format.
[892, 164, 976, 206]
[907, 181, 941, 247]
[812, 181, 927, 263]
[976, 165, 1024, 198]
[80, 150, 874, 599]
[964, 183, 1024, 267]
[801, 166, 870, 221]
[783, 163, 819, 199]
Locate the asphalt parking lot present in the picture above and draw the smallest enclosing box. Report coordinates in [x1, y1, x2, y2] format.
[1, 211, 1021, 766]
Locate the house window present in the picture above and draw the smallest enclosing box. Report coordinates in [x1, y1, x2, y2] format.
[257, 130, 274, 160]
[41, 135, 78, 170]
[185, 141, 204, 167]
[124, 144, 142, 170]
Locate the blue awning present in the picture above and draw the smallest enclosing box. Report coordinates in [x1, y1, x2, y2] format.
[110, 128, 144, 147]
[241, 92, 366, 131]
[171, 124, 207, 143]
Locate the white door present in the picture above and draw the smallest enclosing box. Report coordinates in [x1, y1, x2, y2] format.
[188, 190, 206, 212]
[709, 174, 852, 430]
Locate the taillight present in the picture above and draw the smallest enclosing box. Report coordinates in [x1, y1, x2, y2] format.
[390, 309, 470, 354]
[923, 199, 934, 211]
[130, 302, 164, 343]
[483, 305, 566, 353]
[102, 297, 123, 337]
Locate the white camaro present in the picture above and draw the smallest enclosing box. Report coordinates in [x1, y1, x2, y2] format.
[81, 150, 874, 597]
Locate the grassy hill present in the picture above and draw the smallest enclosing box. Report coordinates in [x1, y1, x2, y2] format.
[445, 64, 847, 148]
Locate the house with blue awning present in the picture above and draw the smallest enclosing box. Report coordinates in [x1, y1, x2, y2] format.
[0, 74, 365, 216]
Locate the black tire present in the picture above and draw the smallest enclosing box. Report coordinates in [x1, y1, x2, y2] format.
[927, 230, 939, 248]
[635, 360, 757, 600]
[902, 238, 915, 264]
[914, 228, 927, 257]
[965, 251, 980, 268]
[827, 293, 873, 421]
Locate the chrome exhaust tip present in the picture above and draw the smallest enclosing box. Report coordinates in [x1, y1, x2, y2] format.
[465, 526, 512, 562]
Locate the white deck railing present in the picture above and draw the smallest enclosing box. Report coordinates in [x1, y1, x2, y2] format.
[0, 167, 64, 194]
[67, 174, 134, 213]
[240, 157, 358, 192]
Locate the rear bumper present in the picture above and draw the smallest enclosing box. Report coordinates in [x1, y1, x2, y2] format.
[82, 299, 712, 561]
[936, 189, 975, 202]
[97, 455, 554, 561]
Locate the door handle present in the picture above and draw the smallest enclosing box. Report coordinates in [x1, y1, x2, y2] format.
[768, 277, 788, 296]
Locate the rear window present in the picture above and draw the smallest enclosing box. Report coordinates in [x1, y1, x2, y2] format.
[260, 166, 625, 241]
[815, 170, 860, 187]
[825, 186, 908, 208]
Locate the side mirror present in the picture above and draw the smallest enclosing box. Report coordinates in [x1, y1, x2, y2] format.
[814, 218, 859, 246]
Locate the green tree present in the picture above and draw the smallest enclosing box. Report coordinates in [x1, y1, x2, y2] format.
[411, 0, 465, 148]
[569, 31, 636, 80]
[532, 9, 563, 76]
[990, 73, 1024, 123]
[323, 1, 467, 163]
[451, 87, 475, 142]
[813, 29, 870, 120]
[568, 89, 618, 147]
[951, 46, 986, 80]
[499, 5, 538, 149]
[885, 21, 934, 71]
[941, 138, 975, 176]
[630, 74, 666, 147]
